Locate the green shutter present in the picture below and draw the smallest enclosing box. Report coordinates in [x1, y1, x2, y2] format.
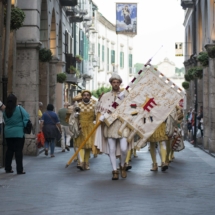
[113, 50, 115, 63]
[98, 43, 100, 57]
[129, 54, 133, 67]
[120, 52, 122, 68]
[102, 45, 104, 62]
[107, 48, 109, 64]
[112, 50, 115, 63]
[120, 52, 124, 68]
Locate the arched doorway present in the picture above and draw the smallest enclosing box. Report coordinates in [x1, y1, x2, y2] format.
[197, 3, 203, 52]
[58, 21, 62, 61]
[39, 0, 49, 111]
[40, 0, 48, 48]
[50, 9, 56, 56]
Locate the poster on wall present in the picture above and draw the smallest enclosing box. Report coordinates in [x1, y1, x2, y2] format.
[116, 3, 137, 35]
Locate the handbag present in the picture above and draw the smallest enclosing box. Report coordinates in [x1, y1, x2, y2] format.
[36, 132, 45, 148]
[46, 112, 62, 142]
[19, 106, 32, 134]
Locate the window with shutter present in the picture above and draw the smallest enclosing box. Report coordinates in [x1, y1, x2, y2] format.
[102, 45, 104, 62]
[129, 54, 133, 67]
[98, 43, 100, 58]
[120, 52, 124, 68]
[111, 50, 115, 64]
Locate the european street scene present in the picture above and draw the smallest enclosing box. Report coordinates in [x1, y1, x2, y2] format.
[0, 0, 215, 215]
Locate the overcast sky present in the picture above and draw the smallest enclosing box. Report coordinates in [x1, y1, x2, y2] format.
[93, 0, 185, 68]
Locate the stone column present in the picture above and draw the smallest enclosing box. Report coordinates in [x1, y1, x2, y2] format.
[203, 67, 209, 149]
[56, 61, 66, 112]
[197, 78, 203, 145]
[15, 41, 41, 156]
[208, 58, 215, 153]
[49, 57, 59, 108]
[39, 62, 49, 111]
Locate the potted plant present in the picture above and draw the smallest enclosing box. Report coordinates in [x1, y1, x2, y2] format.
[57, 73, 67, 83]
[4, 7, 25, 31]
[184, 74, 191, 82]
[197, 52, 209, 67]
[69, 65, 77, 74]
[75, 55, 83, 63]
[205, 45, 215, 58]
[187, 68, 195, 80]
[39, 48, 52, 62]
[182, 81, 189, 90]
[194, 66, 203, 79]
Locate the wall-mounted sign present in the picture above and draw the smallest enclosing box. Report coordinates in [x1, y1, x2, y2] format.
[116, 3, 137, 35]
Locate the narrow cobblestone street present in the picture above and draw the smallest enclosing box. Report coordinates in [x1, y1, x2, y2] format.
[0, 141, 215, 215]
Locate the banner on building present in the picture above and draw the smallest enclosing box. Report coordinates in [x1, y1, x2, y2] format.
[116, 3, 137, 35]
[175, 42, 183, 56]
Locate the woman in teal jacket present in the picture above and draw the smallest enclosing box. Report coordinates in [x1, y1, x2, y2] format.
[3, 94, 29, 174]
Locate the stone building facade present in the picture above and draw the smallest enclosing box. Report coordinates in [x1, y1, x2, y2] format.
[0, 0, 95, 164]
[181, 0, 215, 153]
[90, 12, 135, 90]
[156, 57, 184, 88]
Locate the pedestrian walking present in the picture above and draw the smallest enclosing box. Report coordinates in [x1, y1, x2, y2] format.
[3, 94, 29, 174]
[40, 104, 62, 157]
[58, 102, 73, 152]
[38, 102, 43, 123]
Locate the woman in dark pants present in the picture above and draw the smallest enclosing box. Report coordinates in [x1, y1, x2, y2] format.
[3, 94, 29, 174]
[40, 104, 62, 157]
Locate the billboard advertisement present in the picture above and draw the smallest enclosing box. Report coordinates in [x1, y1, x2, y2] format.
[116, 3, 137, 35]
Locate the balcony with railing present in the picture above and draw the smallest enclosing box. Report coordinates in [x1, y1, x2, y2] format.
[60, 0, 78, 7]
[180, 0, 194, 10]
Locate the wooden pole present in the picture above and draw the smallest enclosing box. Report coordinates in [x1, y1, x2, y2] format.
[65, 121, 101, 168]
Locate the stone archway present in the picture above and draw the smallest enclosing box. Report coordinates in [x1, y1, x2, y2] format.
[49, 8, 58, 107]
[58, 21, 62, 61]
[204, 0, 209, 45]
[50, 9, 57, 56]
[210, 0, 215, 41]
[40, 0, 48, 48]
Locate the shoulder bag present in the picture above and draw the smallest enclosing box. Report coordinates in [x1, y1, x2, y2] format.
[19, 106, 32, 134]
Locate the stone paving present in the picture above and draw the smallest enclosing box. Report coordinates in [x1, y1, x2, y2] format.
[0, 141, 215, 215]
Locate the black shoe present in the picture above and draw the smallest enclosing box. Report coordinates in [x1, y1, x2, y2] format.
[66, 146, 70, 151]
[17, 171, 26, 175]
[6, 170, 14, 173]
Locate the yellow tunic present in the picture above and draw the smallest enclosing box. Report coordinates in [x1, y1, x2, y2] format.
[74, 100, 96, 149]
[147, 122, 168, 142]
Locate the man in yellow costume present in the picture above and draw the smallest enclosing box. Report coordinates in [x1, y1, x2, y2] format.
[148, 122, 169, 172]
[74, 90, 96, 171]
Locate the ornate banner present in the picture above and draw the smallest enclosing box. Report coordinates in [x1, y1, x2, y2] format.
[104, 66, 185, 149]
[116, 3, 137, 35]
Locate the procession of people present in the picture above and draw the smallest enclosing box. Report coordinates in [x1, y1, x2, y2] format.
[62, 73, 185, 180]
[0, 73, 185, 179]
